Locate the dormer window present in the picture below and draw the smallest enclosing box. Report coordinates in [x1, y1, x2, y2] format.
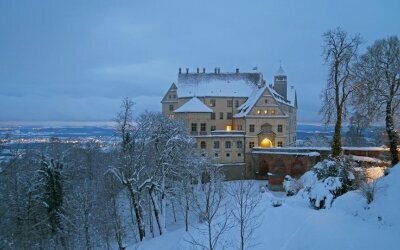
[210, 99, 216, 107]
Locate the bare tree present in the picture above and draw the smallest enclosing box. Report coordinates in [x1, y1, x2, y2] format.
[353, 36, 400, 165]
[321, 27, 362, 156]
[189, 164, 231, 250]
[228, 180, 261, 250]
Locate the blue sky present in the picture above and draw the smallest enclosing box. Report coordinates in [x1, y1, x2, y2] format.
[0, 0, 399, 123]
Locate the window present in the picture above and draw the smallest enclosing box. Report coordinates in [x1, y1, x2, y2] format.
[226, 153, 230, 157]
[226, 125, 232, 131]
[271, 109, 276, 114]
[201, 123, 206, 132]
[211, 112, 216, 120]
[173, 94, 176, 99]
[227, 112, 232, 119]
[191, 123, 197, 132]
[225, 141, 231, 149]
[215, 153, 219, 157]
[213, 141, 220, 149]
[237, 153, 242, 157]
[278, 124, 283, 133]
[236, 124, 243, 131]
[277, 142, 283, 147]
[235, 100, 239, 107]
[169, 94, 172, 99]
[210, 99, 216, 107]
[236, 141, 243, 148]
[219, 112, 224, 120]
[249, 124, 255, 133]
[264, 99, 268, 104]
[200, 141, 206, 149]
[227, 100, 233, 107]
[211, 125, 216, 131]
[168, 114, 175, 119]
[264, 110, 268, 114]
[256, 110, 261, 114]
[249, 142, 255, 148]
[169, 104, 174, 111]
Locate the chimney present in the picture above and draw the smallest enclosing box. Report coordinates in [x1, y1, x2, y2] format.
[197, 67, 199, 73]
[203, 67, 205, 73]
[186, 68, 189, 74]
[214, 67, 217, 74]
[236, 68, 239, 73]
[217, 67, 220, 74]
[179, 68, 181, 74]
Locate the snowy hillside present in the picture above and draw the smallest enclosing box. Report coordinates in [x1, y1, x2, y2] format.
[132, 164, 400, 250]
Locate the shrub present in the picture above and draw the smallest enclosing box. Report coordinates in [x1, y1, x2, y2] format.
[358, 180, 379, 204]
[283, 175, 303, 196]
[307, 156, 356, 209]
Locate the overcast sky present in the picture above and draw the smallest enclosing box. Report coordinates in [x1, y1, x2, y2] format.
[0, 0, 399, 123]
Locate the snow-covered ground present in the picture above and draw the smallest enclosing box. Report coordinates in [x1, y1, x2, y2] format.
[131, 163, 400, 250]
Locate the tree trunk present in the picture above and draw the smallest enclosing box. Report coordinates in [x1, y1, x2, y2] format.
[127, 185, 145, 241]
[149, 188, 163, 236]
[332, 108, 343, 157]
[385, 101, 399, 165]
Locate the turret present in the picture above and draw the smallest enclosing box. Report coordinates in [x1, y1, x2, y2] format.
[273, 64, 287, 99]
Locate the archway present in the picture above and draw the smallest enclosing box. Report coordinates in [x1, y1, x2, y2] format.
[260, 138, 273, 148]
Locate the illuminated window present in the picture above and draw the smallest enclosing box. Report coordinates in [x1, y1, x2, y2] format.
[210, 99, 216, 107]
[271, 109, 276, 114]
[226, 125, 232, 131]
[264, 110, 268, 114]
[257, 109, 261, 114]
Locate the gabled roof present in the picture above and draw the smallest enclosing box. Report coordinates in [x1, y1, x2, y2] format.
[176, 72, 264, 98]
[174, 97, 213, 113]
[234, 85, 267, 118]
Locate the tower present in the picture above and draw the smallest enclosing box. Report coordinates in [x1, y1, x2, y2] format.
[273, 64, 287, 99]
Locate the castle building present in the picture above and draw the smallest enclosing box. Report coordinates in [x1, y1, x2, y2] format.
[161, 66, 297, 166]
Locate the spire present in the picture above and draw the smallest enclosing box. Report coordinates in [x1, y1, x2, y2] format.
[294, 90, 298, 108]
[276, 61, 286, 76]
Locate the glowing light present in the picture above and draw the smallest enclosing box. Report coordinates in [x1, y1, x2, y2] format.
[226, 125, 232, 131]
[260, 138, 273, 148]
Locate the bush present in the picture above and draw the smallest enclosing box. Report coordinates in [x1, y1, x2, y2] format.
[358, 180, 379, 204]
[283, 175, 303, 196]
[307, 156, 356, 209]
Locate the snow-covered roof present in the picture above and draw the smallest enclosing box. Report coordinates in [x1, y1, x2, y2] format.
[276, 65, 286, 76]
[174, 97, 213, 113]
[268, 86, 295, 107]
[177, 72, 263, 98]
[234, 85, 267, 118]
